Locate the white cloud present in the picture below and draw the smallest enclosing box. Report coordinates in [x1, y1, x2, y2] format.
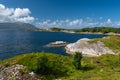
[36, 19, 90, 29]
[12, 8, 30, 18]
[0, 4, 35, 23]
[69, 19, 83, 26]
[36, 18, 120, 29]
[0, 5, 14, 16]
[107, 19, 112, 24]
[0, 4, 5, 9]
[14, 16, 35, 23]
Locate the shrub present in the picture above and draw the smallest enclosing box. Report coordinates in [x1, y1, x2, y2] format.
[72, 52, 82, 69]
[36, 53, 71, 76]
[36, 53, 48, 74]
[17, 53, 73, 77]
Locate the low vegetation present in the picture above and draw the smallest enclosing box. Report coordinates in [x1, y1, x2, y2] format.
[0, 52, 74, 79]
[64, 54, 120, 80]
[1, 51, 120, 80]
[47, 27, 120, 34]
[49, 27, 66, 31]
[72, 52, 82, 70]
[89, 36, 120, 53]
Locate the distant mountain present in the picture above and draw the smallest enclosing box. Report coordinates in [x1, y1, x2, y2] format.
[0, 22, 38, 31]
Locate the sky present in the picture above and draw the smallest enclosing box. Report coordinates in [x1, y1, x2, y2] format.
[0, 0, 120, 29]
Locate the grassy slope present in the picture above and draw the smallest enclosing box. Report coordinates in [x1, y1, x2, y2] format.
[63, 54, 120, 80]
[1, 52, 120, 80]
[89, 36, 120, 53]
[0, 52, 74, 79]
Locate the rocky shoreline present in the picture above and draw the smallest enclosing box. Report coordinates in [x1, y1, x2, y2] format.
[79, 32, 120, 36]
[38, 28, 120, 36]
[45, 41, 68, 47]
[65, 38, 115, 57]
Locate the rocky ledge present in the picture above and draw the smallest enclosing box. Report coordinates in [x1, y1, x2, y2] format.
[65, 38, 115, 57]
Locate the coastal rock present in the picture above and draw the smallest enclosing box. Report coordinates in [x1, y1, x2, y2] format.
[46, 41, 68, 47]
[65, 38, 115, 57]
[0, 64, 38, 80]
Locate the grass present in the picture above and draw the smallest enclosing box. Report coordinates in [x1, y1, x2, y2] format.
[89, 36, 120, 53]
[0, 52, 74, 79]
[1, 52, 120, 80]
[62, 54, 120, 80]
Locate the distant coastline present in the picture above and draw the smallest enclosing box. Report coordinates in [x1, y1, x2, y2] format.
[37, 27, 120, 36]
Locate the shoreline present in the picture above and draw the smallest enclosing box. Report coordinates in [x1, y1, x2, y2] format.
[37, 30, 120, 36]
[65, 36, 120, 57]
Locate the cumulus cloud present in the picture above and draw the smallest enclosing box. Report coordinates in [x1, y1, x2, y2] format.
[0, 4, 5, 9]
[36, 18, 120, 29]
[36, 19, 98, 29]
[0, 4, 35, 23]
[12, 8, 31, 18]
[69, 19, 83, 26]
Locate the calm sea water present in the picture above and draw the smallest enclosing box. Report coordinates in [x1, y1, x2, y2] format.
[0, 30, 105, 60]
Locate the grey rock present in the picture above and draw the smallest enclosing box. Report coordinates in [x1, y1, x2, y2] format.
[0, 64, 38, 80]
[65, 38, 115, 57]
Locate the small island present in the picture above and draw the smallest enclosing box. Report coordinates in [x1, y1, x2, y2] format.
[46, 41, 68, 47]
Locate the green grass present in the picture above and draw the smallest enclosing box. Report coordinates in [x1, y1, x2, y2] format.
[1, 52, 120, 80]
[0, 52, 74, 79]
[89, 36, 120, 53]
[62, 54, 120, 80]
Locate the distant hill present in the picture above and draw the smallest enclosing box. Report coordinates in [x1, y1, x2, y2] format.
[46, 27, 120, 34]
[74, 27, 120, 34]
[0, 22, 38, 31]
[49, 27, 66, 31]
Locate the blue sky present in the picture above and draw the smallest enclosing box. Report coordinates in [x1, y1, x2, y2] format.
[0, 0, 120, 28]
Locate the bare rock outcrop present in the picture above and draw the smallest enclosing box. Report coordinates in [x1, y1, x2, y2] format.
[65, 38, 115, 57]
[0, 64, 38, 80]
[45, 41, 68, 47]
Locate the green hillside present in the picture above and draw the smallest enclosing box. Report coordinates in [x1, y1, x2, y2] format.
[1, 52, 120, 80]
[75, 27, 120, 34]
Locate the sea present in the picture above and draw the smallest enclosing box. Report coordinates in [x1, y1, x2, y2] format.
[0, 30, 105, 60]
